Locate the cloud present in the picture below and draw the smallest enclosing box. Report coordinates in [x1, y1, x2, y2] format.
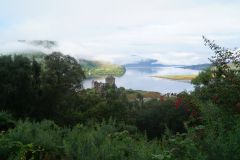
[0, 0, 240, 64]
[151, 52, 209, 65]
[0, 41, 53, 54]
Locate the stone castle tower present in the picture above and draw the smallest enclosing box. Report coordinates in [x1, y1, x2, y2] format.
[105, 75, 115, 86]
[92, 75, 116, 93]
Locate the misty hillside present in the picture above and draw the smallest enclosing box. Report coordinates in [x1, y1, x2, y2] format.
[180, 63, 211, 70]
[125, 59, 165, 67]
[79, 59, 126, 78]
[4, 51, 125, 78]
[18, 40, 57, 49]
[2, 40, 125, 78]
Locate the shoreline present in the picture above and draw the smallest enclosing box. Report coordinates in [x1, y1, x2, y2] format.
[151, 74, 197, 81]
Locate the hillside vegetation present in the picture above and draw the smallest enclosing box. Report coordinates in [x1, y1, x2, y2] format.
[0, 37, 240, 159]
[18, 40, 57, 49]
[6, 52, 126, 78]
[79, 59, 126, 78]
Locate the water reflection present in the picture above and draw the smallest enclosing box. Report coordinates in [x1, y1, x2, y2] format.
[83, 67, 200, 93]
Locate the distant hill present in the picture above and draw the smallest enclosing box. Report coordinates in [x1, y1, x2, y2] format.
[125, 59, 166, 67]
[179, 63, 211, 70]
[79, 59, 100, 70]
[79, 59, 126, 78]
[18, 40, 57, 49]
[124, 57, 211, 70]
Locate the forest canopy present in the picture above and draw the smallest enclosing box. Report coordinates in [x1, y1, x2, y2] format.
[0, 37, 240, 160]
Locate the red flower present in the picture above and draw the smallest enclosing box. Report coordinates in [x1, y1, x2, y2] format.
[175, 98, 182, 109]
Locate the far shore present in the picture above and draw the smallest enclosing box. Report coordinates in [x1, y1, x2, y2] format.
[151, 74, 198, 81]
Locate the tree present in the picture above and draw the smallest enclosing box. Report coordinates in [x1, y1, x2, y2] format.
[193, 36, 240, 111]
[136, 99, 188, 139]
[38, 52, 86, 123]
[42, 52, 85, 91]
[0, 55, 37, 117]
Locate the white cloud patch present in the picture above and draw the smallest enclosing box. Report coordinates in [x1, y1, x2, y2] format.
[0, 0, 240, 64]
[0, 41, 53, 54]
[151, 52, 209, 65]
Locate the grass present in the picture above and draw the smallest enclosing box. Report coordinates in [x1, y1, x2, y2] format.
[126, 90, 161, 101]
[151, 74, 198, 80]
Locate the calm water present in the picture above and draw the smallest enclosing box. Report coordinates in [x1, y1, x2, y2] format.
[83, 67, 200, 93]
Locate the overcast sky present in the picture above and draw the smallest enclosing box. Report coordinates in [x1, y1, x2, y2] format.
[0, 0, 239, 64]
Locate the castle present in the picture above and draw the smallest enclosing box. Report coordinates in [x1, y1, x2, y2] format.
[92, 75, 116, 93]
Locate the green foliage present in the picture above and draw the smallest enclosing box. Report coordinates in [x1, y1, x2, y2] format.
[0, 120, 63, 159]
[0, 52, 86, 125]
[17, 52, 46, 63]
[0, 55, 40, 117]
[156, 132, 206, 160]
[0, 120, 166, 160]
[79, 59, 126, 78]
[7, 115, 238, 160]
[192, 68, 212, 86]
[76, 88, 130, 123]
[1, 36, 240, 159]
[136, 99, 189, 139]
[0, 112, 15, 131]
[195, 102, 240, 160]
[42, 52, 85, 90]
[192, 36, 240, 111]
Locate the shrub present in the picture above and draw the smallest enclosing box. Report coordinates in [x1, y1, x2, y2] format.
[0, 120, 64, 159]
[0, 120, 167, 160]
[197, 102, 240, 160]
[136, 99, 189, 139]
[0, 111, 15, 131]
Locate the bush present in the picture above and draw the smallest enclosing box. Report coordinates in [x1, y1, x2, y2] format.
[0, 120, 64, 159]
[136, 99, 189, 139]
[0, 111, 15, 131]
[0, 120, 166, 160]
[197, 102, 240, 160]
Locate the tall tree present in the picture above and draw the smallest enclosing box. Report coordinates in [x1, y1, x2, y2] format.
[193, 36, 240, 111]
[39, 52, 86, 123]
[0, 55, 36, 117]
[42, 52, 85, 91]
